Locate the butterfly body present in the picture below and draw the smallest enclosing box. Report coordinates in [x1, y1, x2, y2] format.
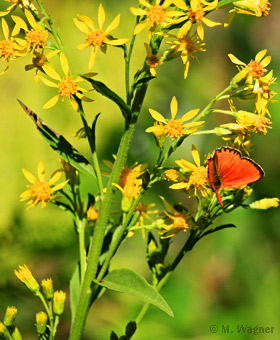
[208, 147, 264, 207]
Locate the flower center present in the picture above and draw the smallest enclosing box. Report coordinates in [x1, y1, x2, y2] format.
[173, 214, 188, 230]
[0, 40, 14, 60]
[86, 29, 106, 46]
[26, 29, 46, 51]
[189, 166, 208, 187]
[32, 54, 48, 68]
[164, 119, 184, 139]
[146, 54, 161, 68]
[180, 35, 196, 53]
[31, 181, 51, 202]
[165, 169, 179, 181]
[259, 1, 271, 16]
[254, 115, 271, 134]
[58, 76, 77, 99]
[246, 60, 266, 78]
[148, 5, 165, 24]
[189, 4, 205, 21]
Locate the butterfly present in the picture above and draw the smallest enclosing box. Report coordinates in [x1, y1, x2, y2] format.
[207, 146, 265, 207]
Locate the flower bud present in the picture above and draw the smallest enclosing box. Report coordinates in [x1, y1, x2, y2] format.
[87, 206, 98, 221]
[53, 291, 66, 315]
[0, 322, 10, 340]
[11, 327, 22, 340]
[230, 69, 248, 88]
[41, 278, 54, 300]
[36, 312, 48, 335]
[14, 265, 39, 294]
[249, 198, 279, 210]
[4, 306, 17, 327]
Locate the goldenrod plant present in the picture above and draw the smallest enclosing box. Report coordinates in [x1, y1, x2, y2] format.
[0, 0, 278, 339]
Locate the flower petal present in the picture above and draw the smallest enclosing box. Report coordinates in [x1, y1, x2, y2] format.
[175, 159, 197, 171]
[25, 9, 37, 29]
[260, 55, 271, 68]
[50, 180, 69, 193]
[149, 109, 167, 123]
[42, 64, 61, 81]
[43, 95, 59, 109]
[170, 96, 178, 119]
[2, 18, 9, 40]
[77, 14, 95, 30]
[40, 75, 58, 88]
[130, 7, 148, 16]
[255, 49, 267, 62]
[105, 14, 120, 33]
[228, 53, 245, 66]
[202, 17, 221, 28]
[98, 3, 106, 29]
[73, 18, 90, 34]
[11, 15, 28, 31]
[37, 160, 45, 181]
[48, 170, 62, 185]
[169, 182, 189, 189]
[180, 109, 200, 122]
[22, 168, 37, 184]
[191, 144, 200, 167]
[133, 19, 149, 35]
[105, 38, 129, 46]
[60, 53, 69, 76]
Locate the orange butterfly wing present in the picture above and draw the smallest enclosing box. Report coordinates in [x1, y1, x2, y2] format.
[208, 147, 265, 207]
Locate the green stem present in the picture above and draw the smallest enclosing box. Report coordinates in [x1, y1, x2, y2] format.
[125, 33, 137, 105]
[97, 193, 143, 281]
[52, 315, 60, 339]
[92, 150, 104, 198]
[193, 85, 233, 122]
[36, 0, 65, 52]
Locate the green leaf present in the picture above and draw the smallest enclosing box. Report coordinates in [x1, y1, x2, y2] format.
[82, 77, 131, 120]
[91, 112, 101, 151]
[95, 268, 174, 317]
[217, 0, 237, 8]
[70, 264, 81, 325]
[18, 100, 96, 180]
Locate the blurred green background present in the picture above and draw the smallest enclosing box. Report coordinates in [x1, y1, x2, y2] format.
[0, 0, 279, 339]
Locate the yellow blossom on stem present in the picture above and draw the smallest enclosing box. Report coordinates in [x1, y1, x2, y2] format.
[12, 9, 48, 52]
[228, 49, 271, 86]
[249, 197, 279, 210]
[170, 144, 208, 195]
[130, 0, 186, 38]
[14, 264, 39, 294]
[146, 96, 203, 139]
[233, 0, 271, 17]
[159, 196, 193, 238]
[4, 306, 17, 327]
[176, 0, 221, 41]
[234, 110, 272, 135]
[40, 53, 94, 111]
[53, 290, 66, 315]
[144, 43, 163, 76]
[164, 168, 179, 181]
[161, 30, 206, 78]
[0, 18, 25, 74]
[41, 278, 54, 300]
[25, 49, 60, 83]
[20, 160, 69, 209]
[74, 4, 129, 69]
[87, 205, 99, 221]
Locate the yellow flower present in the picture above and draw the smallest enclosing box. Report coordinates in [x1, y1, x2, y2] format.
[162, 30, 206, 78]
[144, 43, 163, 76]
[233, 0, 271, 17]
[41, 278, 54, 300]
[146, 96, 203, 139]
[87, 205, 99, 221]
[74, 4, 129, 69]
[170, 144, 208, 194]
[130, 0, 186, 38]
[25, 49, 60, 83]
[12, 9, 48, 52]
[0, 18, 25, 74]
[176, 0, 221, 41]
[36, 312, 48, 335]
[4, 306, 17, 327]
[249, 198, 279, 209]
[159, 196, 193, 238]
[20, 160, 69, 209]
[0, 0, 31, 17]
[14, 264, 39, 293]
[53, 291, 66, 315]
[234, 110, 272, 135]
[228, 49, 271, 85]
[164, 168, 179, 181]
[40, 53, 94, 111]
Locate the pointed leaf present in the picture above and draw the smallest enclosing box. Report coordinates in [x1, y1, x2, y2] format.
[199, 224, 236, 240]
[18, 100, 96, 180]
[82, 76, 131, 120]
[95, 268, 174, 316]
